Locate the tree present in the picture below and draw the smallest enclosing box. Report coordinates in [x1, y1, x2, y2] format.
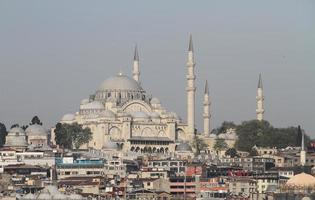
[54, 123, 92, 149]
[225, 148, 238, 158]
[234, 120, 310, 152]
[10, 124, 19, 129]
[211, 121, 236, 134]
[192, 135, 208, 155]
[214, 138, 228, 151]
[30, 116, 42, 125]
[0, 123, 7, 147]
[249, 148, 258, 156]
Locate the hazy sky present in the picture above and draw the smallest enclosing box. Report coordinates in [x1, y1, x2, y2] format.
[0, 1, 314, 136]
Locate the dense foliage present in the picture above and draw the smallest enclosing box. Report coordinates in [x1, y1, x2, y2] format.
[211, 121, 236, 134]
[234, 120, 310, 152]
[213, 138, 228, 151]
[225, 148, 238, 158]
[30, 116, 43, 125]
[54, 122, 93, 149]
[0, 123, 7, 147]
[192, 135, 208, 155]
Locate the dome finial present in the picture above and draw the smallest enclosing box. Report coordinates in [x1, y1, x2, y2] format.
[134, 44, 139, 61]
[258, 73, 263, 89]
[188, 34, 193, 52]
[204, 80, 209, 94]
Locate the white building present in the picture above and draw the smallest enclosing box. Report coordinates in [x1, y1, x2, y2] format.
[53, 37, 203, 155]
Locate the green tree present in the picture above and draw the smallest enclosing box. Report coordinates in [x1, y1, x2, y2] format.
[192, 135, 208, 155]
[0, 123, 7, 147]
[30, 116, 43, 125]
[214, 138, 228, 151]
[211, 121, 236, 134]
[54, 123, 92, 149]
[225, 148, 238, 158]
[10, 124, 19, 129]
[249, 148, 258, 156]
[235, 120, 310, 152]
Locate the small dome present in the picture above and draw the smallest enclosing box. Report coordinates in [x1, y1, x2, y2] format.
[5, 127, 27, 148]
[23, 193, 36, 199]
[25, 124, 47, 136]
[37, 190, 51, 200]
[150, 97, 161, 105]
[107, 96, 116, 103]
[286, 173, 315, 187]
[176, 143, 192, 152]
[80, 101, 104, 110]
[53, 193, 68, 200]
[169, 112, 180, 120]
[61, 113, 75, 121]
[69, 194, 83, 200]
[149, 112, 160, 119]
[98, 74, 143, 91]
[104, 140, 118, 150]
[9, 127, 25, 135]
[80, 99, 89, 105]
[130, 111, 149, 119]
[100, 110, 115, 118]
[45, 185, 59, 194]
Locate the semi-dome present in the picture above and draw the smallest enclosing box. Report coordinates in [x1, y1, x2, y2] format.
[150, 97, 161, 105]
[98, 74, 143, 91]
[25, 124, 47, 136]
[80, 98, 89, 105]
[286, 173, 315, 187]
[100, 110, 115, 118]
[130, 111, 149, 119]
[61, 113, 75, 121]
[80, 101, 104, 110]
[150, 112, 160, 119]
[176, 143, 192, 152]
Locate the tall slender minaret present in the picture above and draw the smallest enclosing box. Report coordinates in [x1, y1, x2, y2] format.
[203, 80, 211, 136]
[256, 74, 264, 121]
[300, 126, 306, 166]
[186, 35, 196, 135]
[132, 45, 140, 83]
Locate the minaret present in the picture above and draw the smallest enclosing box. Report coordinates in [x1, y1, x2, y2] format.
[186, 35, 196, 135]
[132, 45, 140, 83]
[203, 80, 211, 136]
[256, 74, 264, 121]
[300, 126, 306, 166]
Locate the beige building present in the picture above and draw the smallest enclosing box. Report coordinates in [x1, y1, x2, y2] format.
[53, 37, 206, 155]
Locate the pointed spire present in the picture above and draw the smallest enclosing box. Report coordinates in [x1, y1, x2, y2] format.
[204, 80, 209, 95]
[258, 73, 263, 89]
[134, 44, 139, 61]
[301, 127, 305, 151]
[188, 34, 193, 52]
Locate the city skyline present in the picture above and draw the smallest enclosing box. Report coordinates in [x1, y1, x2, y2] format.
[0, 1, 314, 136]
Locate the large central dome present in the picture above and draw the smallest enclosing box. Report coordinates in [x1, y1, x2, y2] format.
[98, 73, 143, 91]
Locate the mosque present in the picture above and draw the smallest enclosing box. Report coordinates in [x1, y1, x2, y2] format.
[54, 36, 265, 155]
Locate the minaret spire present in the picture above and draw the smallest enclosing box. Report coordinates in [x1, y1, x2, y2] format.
[300, 125, 306, 166]
[258, 73, 263, 89]
[203, 80, 211, 136]
[186, 34, 196, 137]
[188, 34, 194, 52]
[256, 73, 264, 121]
[132, 45, 140, 83]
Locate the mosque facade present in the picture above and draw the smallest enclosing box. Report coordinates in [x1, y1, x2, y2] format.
[56, 37, 201, 154]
